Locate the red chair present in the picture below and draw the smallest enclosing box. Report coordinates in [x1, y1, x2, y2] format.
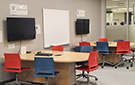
[4, 53, 31, 85]
[79, 42, 91, 46]
[98, 38, 108, 42]
[115, 41, 131, 69]
[52, 46, 64, 51]
[75, 51, 99, 85]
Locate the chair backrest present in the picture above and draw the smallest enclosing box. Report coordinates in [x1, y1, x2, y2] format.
[4, 53, 21, 71]
[98, 38, 108, 42]
[116, 41, 131, 54]
[79, 42, 91, 46]
[52, 46, 64, 51]
[88, 51, 99, 70]
[73, 46, 81, 52]
[34, 57, 54, 75]
[96, 42, 109, 54]
[114, 22, 117, 25]
[114, 39, 124, 42]
[80, 46, 93, 53]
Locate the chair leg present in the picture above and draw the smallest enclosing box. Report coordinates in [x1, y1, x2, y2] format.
[5, 73, 32, 85]
[45, 78, 48, 85]
[76, 71, 98, 84]
[87, 72, 90, 85]
[19, 81, 32, 84]
[76, 71, 85, 79]
[5, 81, 20, 85]
[115, 55, 129, 69]
[99, 55, 114, 68]
[131, 51, 135, 67]
[89, 75, 98, 81]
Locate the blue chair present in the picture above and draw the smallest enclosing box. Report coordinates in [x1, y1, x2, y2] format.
[114, 39, 124, 42]
[106, 22, 110, 25]
[73, 46, 94, 80]
[73, 46, 93, 65]
[80, 46, 93, 53]
[114, 22, 117, 25]
[96, 42, 113, 68]
[73, 46, 81, 52]
[34, 57, 59, 85]
[80, 46, 93, 65]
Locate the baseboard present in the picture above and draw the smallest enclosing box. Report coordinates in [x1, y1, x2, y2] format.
[0, 78, 15, 85]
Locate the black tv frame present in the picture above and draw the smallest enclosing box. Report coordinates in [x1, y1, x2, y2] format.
[75, 19, 89, 35]
[6, 17, 36, 42]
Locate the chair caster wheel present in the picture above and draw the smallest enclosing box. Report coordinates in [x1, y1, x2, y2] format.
[115, 67, 117, 69]
[126, 67, 129, 69]
[101, 66, 104, 68]
[95, 78, 98, 81]
[129, 60, 131, 63]
[111, 65, 114, 67]
[131, 64, 133, 67]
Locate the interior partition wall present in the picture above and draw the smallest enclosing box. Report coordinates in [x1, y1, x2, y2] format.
[106, 0, 135, 42]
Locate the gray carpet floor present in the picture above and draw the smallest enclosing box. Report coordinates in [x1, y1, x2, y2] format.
[76, 57, 135, 85]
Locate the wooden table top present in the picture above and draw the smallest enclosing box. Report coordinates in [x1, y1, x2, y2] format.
[73, 41, 135, 47]
[0, 50, 89, 63]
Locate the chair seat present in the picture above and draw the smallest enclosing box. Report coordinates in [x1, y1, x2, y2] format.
[116, 51, 131, 54]
[98, 50, 109, 54]
[98, 52, 109, 55]
[4, 67, 30, 73]
[34, 71, 59, 78]
[75, 65, 99, 72]
[76, 61, 88, 65]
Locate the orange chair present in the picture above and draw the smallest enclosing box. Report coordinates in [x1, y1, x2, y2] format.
[115, 41, 131, 69]
[79, 42, 91, 46]
[98, 38, 108, 42]
[75, 51, 99, 85]
[4, 53, 31, 85]
[52, 46, 64, 51]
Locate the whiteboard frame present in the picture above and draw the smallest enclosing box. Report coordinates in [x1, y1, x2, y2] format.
[43, 9, 70, 48]
[133, 5, 135, 24]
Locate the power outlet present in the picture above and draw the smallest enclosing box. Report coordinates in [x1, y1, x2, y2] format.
[8, 44, 15, 49]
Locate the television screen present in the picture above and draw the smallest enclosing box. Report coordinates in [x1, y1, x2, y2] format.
[76, 19, 89, 35]
[6, 17, 36, 42]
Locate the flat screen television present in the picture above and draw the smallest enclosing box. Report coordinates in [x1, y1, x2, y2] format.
[6, 17, 36, 42]
[75, 19, 89, 35]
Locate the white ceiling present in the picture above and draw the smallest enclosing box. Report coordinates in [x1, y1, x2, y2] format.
[106, 0, 135, 12]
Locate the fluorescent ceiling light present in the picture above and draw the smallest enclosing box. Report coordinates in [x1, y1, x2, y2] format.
[107, 6, 118, 8]
[112, 0, 121, 1]
[118, 8, 133, 11]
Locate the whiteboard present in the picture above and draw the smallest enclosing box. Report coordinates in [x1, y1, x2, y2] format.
[43, 9, 70, 48]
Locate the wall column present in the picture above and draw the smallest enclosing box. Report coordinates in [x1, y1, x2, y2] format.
[101, 0, 106, 37]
